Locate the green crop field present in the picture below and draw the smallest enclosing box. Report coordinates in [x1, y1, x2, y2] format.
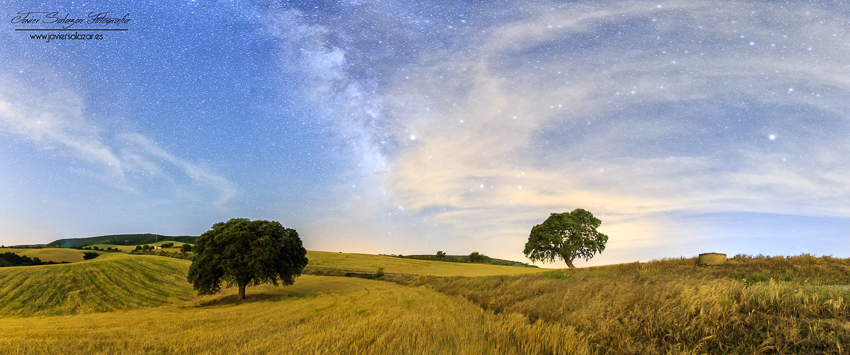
[1, 251, 848, 354]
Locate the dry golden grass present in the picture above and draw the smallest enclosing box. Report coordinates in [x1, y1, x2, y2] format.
[0, 247, 87, 263]
[306, 250, 549, 277]
[0, 275, 592, 355]
[427, 254, 850, 354]
[580, 253, 850, 285]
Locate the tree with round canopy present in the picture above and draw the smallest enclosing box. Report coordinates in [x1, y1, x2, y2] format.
[523, 209, 609, 269]
[187, 218, 308, 300]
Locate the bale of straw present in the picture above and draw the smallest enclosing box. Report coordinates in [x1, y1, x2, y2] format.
[698, 253, 726, 266]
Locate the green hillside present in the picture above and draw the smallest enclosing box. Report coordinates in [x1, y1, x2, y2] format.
[47, 234, 198, 248]
[0, 253, 193, 317]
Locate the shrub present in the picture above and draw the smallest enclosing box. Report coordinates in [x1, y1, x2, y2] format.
[436, 251, 446, 259]
[469, 252, 485, 263]
[747, 270, 770, 284]
[376, 267, 385, 278]
[83, 252, 99, 260]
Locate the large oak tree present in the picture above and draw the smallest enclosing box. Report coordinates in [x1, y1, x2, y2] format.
[188, 218, 308, 300]
[523, 209, 609, 269]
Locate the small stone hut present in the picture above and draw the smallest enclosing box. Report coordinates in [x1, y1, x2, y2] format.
[698, 252, 726, 266]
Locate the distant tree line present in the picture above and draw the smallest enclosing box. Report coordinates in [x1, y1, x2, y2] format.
[47, 234, 198, 248]
[77, 246, 122, 252]
[390, 251, 538, 268]
[0, 252, 70, 267]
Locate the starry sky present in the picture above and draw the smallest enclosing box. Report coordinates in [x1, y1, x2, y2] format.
[2, 0, 850, 267]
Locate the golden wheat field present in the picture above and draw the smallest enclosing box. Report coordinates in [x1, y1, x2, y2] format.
[305, 250, 549, 277]
[0, 276, 591, 355]
[0, 253, 193, 317]
[1, 250, 849, 354]
[0, 247, 88, 263]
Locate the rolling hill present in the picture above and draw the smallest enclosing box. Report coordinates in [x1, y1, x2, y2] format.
[2, 249, 848, 353]
[0, 249, 543, 318]
[0, 253, 193, 317]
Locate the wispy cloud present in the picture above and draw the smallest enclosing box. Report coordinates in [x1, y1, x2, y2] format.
[0, 69, 238, 209]
[119, 133, 238, 209]
[0, 73, 125, 180]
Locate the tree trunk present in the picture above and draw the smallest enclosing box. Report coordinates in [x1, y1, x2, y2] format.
[565, 258, 576, 269]
[238, 281, 247, 300]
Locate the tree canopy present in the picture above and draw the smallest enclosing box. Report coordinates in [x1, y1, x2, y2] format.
[83, 252, 99, 260]
[523, 209, 609, 269]
[187, 218, 308, 300]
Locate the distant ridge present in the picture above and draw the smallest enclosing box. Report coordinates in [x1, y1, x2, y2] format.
[47, 234, 198, 248]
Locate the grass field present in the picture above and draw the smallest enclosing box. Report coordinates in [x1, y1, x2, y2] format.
[0, 248, 88, 263]
[0, 249, 543, 318]
[306, 250, 549, 277]
[0, 275, 591, 355]
[426, 254, 850, 354]
[0, 253, 193, 317]
[90, 241, 192, 254]
[1, 251, 848, 353]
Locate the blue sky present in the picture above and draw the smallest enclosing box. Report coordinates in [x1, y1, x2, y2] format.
[2, 1, 849, 267]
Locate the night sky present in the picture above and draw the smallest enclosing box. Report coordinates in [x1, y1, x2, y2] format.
[2, 1, 849, 267]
